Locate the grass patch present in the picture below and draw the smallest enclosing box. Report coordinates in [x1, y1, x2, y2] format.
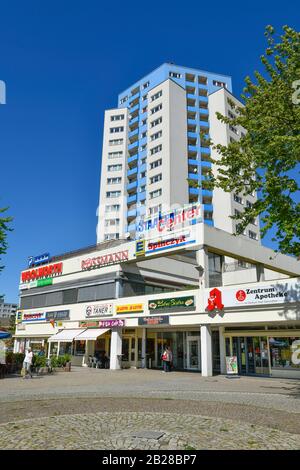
[184, 445, 197, 450]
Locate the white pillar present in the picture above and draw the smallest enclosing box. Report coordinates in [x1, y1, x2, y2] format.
[201, 325, 213, 377]
[110, 328, 122, 370]
[219, 326, 226, 374]
[57, 341, 60, 357]
[196, 247, 209, 288]
[141, 328, 147, 369]
[13, 339, 18, 353]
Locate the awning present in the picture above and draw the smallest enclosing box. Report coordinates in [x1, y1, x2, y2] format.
[48, 329, 84, 343]
[0, 331, 11, 339]
[75, 328, 110, 341]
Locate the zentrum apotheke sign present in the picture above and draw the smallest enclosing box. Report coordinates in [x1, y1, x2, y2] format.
[205, 280, 300, 311]
[136, 204, 201, 237]
[81, 250, 129, 271]
[21, 262, 63, 283]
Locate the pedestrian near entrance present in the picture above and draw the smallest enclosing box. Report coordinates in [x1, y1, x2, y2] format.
[162, 345, 173, 372]
[23, 347, 33, 379]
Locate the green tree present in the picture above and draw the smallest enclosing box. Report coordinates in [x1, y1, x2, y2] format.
[0, 205, 13, 284]
[208, 25, 300, 257]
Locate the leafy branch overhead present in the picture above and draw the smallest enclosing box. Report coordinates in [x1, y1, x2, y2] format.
[208, 25, 300, 257]
[0, 206, 13, 273]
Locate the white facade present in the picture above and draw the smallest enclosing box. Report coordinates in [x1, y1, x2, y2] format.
[0, 301, 17, 318]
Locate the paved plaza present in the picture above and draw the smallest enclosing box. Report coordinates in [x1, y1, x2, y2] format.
[1, 368, 300, 450]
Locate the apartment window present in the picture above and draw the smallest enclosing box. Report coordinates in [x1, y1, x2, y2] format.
[229, 125, 239, 135]
[151, 90, 162, 101]
[142, 94, 148, 101]
[150, 104, 162, 115]
[104, 233, 120, 240]
[169, 72, 182, 79]
[150, 173, 162, 184]
[150, 159, 162, 170]
[249, 230, 257, 240]
[140, 185, 146, 192]
[110, 126, 124, 133]
[141, 157, 147, 165]
[105, 219, 120, 227]
[250, 217, 257, 225]
[228, 110, 236, 119]
[246, 200, 253, 208]
[141, 171, 146, 178]
[105, 204, 120, 212]
[230, 137, 236, 143]
[106, 191, 121, 198]
[141, 131, 147, 139]
[142, 119, 147, 126]
[109, 139, 123, 146]
[150, 188, 162, 199]
[204, 211, 213, 220]
[150, 130, 162, 141]
[120, 96, 128, 104]
[149, 204, 162, 215]
[108, 164, 122, 172]
[213, 80, 227, 88]
[108, 151, 123, 159]
[234, 194, 243, 204]
[107, 177, 122, 185]
[143, 81, 150, 89]
[142, 106, 147, 114]
[150, 144, 162, 155]
[236, 224, 246, 235]
[234, 209, 242, 217]
[141, 144, 147, 151]
[151, 117, 162, 128]
[111, 114, 124, 121]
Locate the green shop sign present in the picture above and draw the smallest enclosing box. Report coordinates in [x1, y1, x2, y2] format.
[148, 296, 195, 311]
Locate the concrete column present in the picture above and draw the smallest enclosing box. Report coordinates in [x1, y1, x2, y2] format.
[110, 327, 123, 370]
[141, 328, 147, 369]
[57, 342, 61, 357]
[256, 263, 265, 282]
[13, 339, 18, 353]
[196, 246, 210, 288]
[200, 325, 213, 377]
[219, 326, 226, 374]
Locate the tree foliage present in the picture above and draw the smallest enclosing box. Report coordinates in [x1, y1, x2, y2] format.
[209, 25, 300, 257]
[0, 205, 13, 275]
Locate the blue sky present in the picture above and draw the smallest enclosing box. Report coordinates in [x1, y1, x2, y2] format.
[0, 0, 299, 302]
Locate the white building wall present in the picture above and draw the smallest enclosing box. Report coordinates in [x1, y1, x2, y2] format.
[97, 108, 129, 243]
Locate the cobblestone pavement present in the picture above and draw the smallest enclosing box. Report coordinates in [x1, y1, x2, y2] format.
[1, 411, 300, 450]
[1, 368, 300, 450]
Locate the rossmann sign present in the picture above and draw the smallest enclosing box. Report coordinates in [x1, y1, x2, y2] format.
[21, 262, 63, 283]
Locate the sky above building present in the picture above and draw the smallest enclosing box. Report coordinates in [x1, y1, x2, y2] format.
[0, 0, 299, 302]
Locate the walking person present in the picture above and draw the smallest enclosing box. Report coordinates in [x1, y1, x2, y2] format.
[161, 345, 173, 372]
[23, 347, 33, 379]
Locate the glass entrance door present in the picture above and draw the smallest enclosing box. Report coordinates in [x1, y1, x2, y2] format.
[187, 337, 201, 370]
[121, 337, 136, 368]
[231, 336, 270, 375]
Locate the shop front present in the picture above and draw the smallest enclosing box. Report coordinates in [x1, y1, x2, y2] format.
[224, 330, 300, 378]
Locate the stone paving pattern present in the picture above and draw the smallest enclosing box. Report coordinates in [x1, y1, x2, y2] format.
[1, 368, 300, 450]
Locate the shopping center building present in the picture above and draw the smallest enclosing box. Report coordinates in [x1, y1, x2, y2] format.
[14, 211, 300, 378]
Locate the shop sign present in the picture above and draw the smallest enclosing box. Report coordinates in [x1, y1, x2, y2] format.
[16, 311, 22, 324]
[148, 296, 195, 311]
[21, 262, 63, 283]
[46, 310, 70, 321]
[205, 280, 300, 310]
[136, 203, 202, 238]
[138, 316, 169, 326]
[81, 250, 129, 271]
[85, 303, 113, 318]
[116, 304, 144, 314]
[80, 321, 99, 328]
[22, 312, 46, 322]
[28, 253, 51, 268]
[226, 356, 238, 374]
[99, 319, 125, 328]
[135, 231, 196, 258]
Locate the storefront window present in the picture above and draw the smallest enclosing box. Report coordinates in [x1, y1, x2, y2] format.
[59, 342, 72, 355]
[74, 340, 86, 356]
[269, 337, 300, 370]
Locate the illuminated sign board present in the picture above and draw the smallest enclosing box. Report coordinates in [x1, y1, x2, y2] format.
[138, 316, 169, 326]
[85, 304, 113, 318]
[116, 304, 144, 314]
[22, 312, 46, 322]
[21, 262, 63, 283]
[81, 250, 129, 271]
[28, 253, 51, 268]
[148, 296, 195, 311]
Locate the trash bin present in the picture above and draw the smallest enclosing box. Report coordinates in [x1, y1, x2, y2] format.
[64, 361, 71, 372]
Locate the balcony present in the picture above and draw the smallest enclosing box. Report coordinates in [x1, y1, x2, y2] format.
[129, 116, 139, 127]
[188, 145, 198, 153]
[201, 161, 212, 170]
[137, 205, 146, 217]
[139, 162, 147, 173]
[199, 95, 209, 104]
[129, 91, 140, 103]
[139, 123, 147, 134]
[199, 120, 209, 128]
[138, 149, 147, 160]
[188, 131, 198, 139]
[199, 87, 208, 97]
[187, 97, 196, 107]
[127, 167, 138, 177]
[202, 189, 213, 197]
[128, 141, 139, 153]
[185, 73, 195, 83]
[138, 177, 147, 186]
[138, 191, 146, 202]
[128, 154, 138, 167]
[127, 194, 137, 204]
[199, 109, 209, 117]
[204, 219, 214, 226]
[187, 118, 197, 126]
[127, 208, 137, 220]
[189, 187, 200, 196]
[129, 128, 139, 140]
[139, 136, 147, 147]
[127, 223, 136, 232]
[200, 147, 210, 155]
[127, 181, 138, 192]
[130, 103, 139, 114]
[188, 158, 200, 166]
[204, 203, 213, 212]
[188, 172, 201, 181]
[187, 106, 197, 113]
